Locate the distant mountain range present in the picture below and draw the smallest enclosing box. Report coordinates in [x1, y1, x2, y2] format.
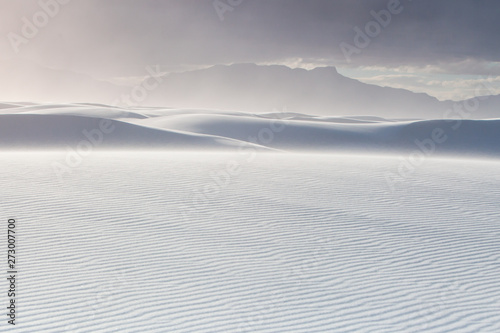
[143, 64, 499, 119]
[1, 60, 498, 119]
[144, 64, 442, 118]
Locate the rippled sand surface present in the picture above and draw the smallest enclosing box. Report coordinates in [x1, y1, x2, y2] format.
[3, 152, 500, 332]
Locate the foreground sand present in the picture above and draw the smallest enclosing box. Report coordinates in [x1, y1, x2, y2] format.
[2, 152, 499, 332]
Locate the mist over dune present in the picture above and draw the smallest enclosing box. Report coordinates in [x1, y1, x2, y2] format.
[0, 113, 269, 151]
[0, 103, 499, 158]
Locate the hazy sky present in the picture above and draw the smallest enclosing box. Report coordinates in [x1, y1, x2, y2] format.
[1, 0, 499, 100]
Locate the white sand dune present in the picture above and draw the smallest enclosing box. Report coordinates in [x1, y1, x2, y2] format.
[0, 103, 499, 158]
[133, 113, 500, 156]
[0, 113, 272, 151]
[3, 152, 500, 332]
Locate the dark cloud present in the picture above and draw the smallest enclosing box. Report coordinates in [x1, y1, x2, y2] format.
[1, 0, 498, 78]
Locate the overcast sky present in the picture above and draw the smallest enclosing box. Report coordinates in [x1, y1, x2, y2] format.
[1, 0, 499, 100]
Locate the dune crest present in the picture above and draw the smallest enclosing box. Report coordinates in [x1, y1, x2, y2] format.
[0, 103, 498, 158]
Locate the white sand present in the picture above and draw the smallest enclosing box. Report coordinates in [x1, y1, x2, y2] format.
[2, 152, 500, 332]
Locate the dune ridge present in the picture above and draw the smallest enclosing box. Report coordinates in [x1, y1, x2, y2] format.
[0, 103, 499, 158]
